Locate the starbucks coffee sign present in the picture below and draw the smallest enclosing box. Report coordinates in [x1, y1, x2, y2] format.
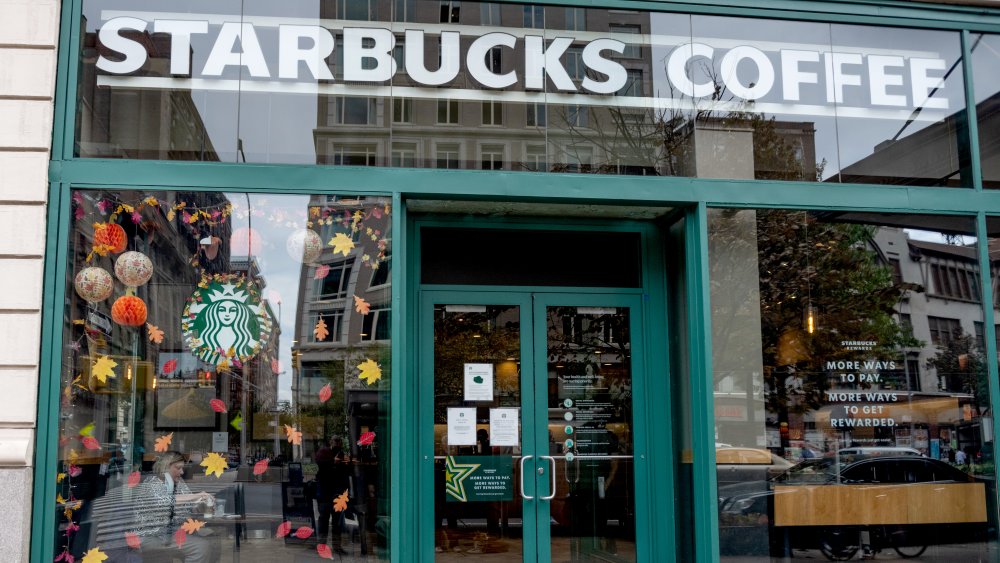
[182, 275, 273, 366]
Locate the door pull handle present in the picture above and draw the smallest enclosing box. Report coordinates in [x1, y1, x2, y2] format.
[519, 455, 534, 500]
[540, 456, 556, 500]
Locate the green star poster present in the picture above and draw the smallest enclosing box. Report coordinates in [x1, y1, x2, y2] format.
[444, 456, 514, 502]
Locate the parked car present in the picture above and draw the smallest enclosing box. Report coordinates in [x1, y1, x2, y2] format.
[836, 446, 921, 464]
[716, 447, 794, 488]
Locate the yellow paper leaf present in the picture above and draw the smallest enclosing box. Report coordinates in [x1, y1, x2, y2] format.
[357, 359, 382, 385]
[333, 489, 349, 512]
[329, 233, 355, 257]
[92, 355, 117, 384]
[146, 323, 164, 344]
[353, 295, 371, 315]
[56, 473, 66, 483]
[284, 424, 303, 446]
[181, 518, 205, 534]
[201, 452, 227, 478]
[81, 547, 108, 563]
[154, 432, 173, 453]
[313, 318, 329, 341]
[56, 493, 66, 504]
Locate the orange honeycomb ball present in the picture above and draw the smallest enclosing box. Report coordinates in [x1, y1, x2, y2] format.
[111, 295, 147, 326]
[94, 223, 128, 254]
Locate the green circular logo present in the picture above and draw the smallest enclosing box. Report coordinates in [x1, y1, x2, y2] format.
[181, 274, 273, 366]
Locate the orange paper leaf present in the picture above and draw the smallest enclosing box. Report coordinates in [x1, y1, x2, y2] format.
[209, 399, 227, 413]
[313, 318, 329, 341]
[253, 458, 269, 476]
[318, 383, 332, 403]
[276, 521, 292, 538]
[334, 489, 349, 512]
[125, 532, 141, 549]
[353, 295, 371, 314]
[154, 432, 173, 453]
[146, 323, 164, 344]
[127, 471, 140, 488]
[181, 518, 205, 534]
[284, 424, 303, 446]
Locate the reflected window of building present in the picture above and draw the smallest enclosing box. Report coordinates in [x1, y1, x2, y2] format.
[440, 0, 460, 23]
[395, 0, 415, 22]
[393, 98, 413, 124]
[563, 146, 594, 172]
[481, 144, 505, 170]
[436, 143, 461, 168]
[567, 105, 588, 127]
[609, 24, 640, 58]
[482, 100, 502, 126]
[523, 5, 544, 28]
[331, 144, 377, 166]
[929, 259, 981, 302]
[361, 308, 391, 341]
[393, 42, 406, 73]
[525, 145, 548, 171]
[565, 7, 586, 30]
[486, 46, 503, 74]
[481, 2, 501, 25]
[928, 315, 962, 345]
[527, 103, 546, 127]
[437, 100, 459, 124]
[391, 142, 417, 167]
[337, 0, 374, 20]
[971, 34, 1000, 188]
[565, 47, 585, 81]
[618, 69, 643, 97]
[311, 312, 344, 343]
[317, 259, 355, 299]
[369, 251, 391, 288]
[330, 97, 377, 126]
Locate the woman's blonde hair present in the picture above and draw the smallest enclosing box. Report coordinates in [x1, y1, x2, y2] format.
[152, 451, 185, 476]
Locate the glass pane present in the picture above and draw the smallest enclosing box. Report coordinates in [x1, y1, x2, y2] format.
[433, 304, 524, 557]
[972, 34, 1000, 189]
[709, 210, 996, 560]
[56, 189, 392, 561]
[546, 306, 636, 562]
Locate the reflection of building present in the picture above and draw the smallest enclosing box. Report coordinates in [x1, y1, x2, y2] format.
[290, 195, 391, 460]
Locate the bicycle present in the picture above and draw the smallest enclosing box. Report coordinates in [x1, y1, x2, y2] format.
[819, 525, 928, 560]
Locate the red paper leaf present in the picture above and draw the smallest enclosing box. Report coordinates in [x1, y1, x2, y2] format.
[271, 358, 280, 373]
[318, 383, 332, 403]
[317, 544, 334, 559]
[127, 471, 140, 488]
[357, 431, 376, 446]
[275, 521, 292, 538]
[293, 526, 314, 539]
[163, 359, 178, 374]
[125, 531, 141, 549]
[209, 399, 227, 413]
[314, 264, 330, 279]
[174, 526, 187, 547]
[81, 437, 100, 450]
[253, 458, 269, 476]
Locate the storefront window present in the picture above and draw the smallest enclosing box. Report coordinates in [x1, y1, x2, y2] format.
[55, 189, 391, 561]
[76, 0, 971, 185]
[709, 210, 996, 560]
[972, 34, 1000, 189]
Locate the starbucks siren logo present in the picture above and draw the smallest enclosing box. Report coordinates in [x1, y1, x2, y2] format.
[182, 275, 273, 366]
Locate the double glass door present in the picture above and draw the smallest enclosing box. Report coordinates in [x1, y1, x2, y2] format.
[421, 291, 648, 561]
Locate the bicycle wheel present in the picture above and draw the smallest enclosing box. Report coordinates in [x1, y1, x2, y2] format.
[893, 544, 928, 558]
[819, 528, 859, 561]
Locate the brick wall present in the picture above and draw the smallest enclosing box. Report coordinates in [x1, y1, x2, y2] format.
[0, 0, 60, 559]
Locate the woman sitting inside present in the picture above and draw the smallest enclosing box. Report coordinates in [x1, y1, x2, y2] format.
[132, 451, 219, 562]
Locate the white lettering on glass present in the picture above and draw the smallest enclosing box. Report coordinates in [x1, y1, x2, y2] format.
[96, 17, 148, 74]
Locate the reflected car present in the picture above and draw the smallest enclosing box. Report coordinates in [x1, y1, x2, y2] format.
[836, 446, 921, 464]
[716, 447, 794, 488]
[718, 456, 992, 555]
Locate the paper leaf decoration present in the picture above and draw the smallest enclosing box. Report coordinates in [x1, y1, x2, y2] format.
[334, 489, 349, 512]
[146, 323, 164, 344]
[314, 264, 330, 279]
[181, 518, 205, 534]
[79, 422, 95, 437]
[154, 432, 173, 453]
[174, 527, 187, 547]
[275, 521, 292, 538]
[253, 458, 269, 476]
[230, 412, 244, 431]
[127, 471, 140, 488]
[82, 437, 100, 450]
[317, 544, 334, 559]
[329, 233, 355, 257]
[201, 452, 227, 478]
[318, 383, 332, 403]
[271, 358, 280, 373]
[284, 424, 302, 445]
[314, 318, 329, 341]
[357, 359, 382, 385]
[81, 547, 108, 563]
[294, 526, 314, 539]
[209, 399, 227, 413]
[92, 356, 117, 383]
[125, 532, 141, 549]
[162, 359, 177, 375]
[353, 295, 370, 315]
[357, 431, 376, 446]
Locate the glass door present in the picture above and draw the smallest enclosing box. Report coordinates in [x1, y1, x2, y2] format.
[421, 292, 647, 562]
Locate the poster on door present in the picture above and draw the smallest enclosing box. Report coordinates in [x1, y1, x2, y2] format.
[464, 363, 494, 401]
[444, 455, 513, 502]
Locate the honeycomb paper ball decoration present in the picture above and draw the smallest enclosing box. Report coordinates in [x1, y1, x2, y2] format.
[286, 229, 323, 263]
[94, 223, 128, 254]
[74, 267, 114, 303]
[114, 251, 153, 287]
[231, 227, 263, 256]
[111, 295, 147, 326]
